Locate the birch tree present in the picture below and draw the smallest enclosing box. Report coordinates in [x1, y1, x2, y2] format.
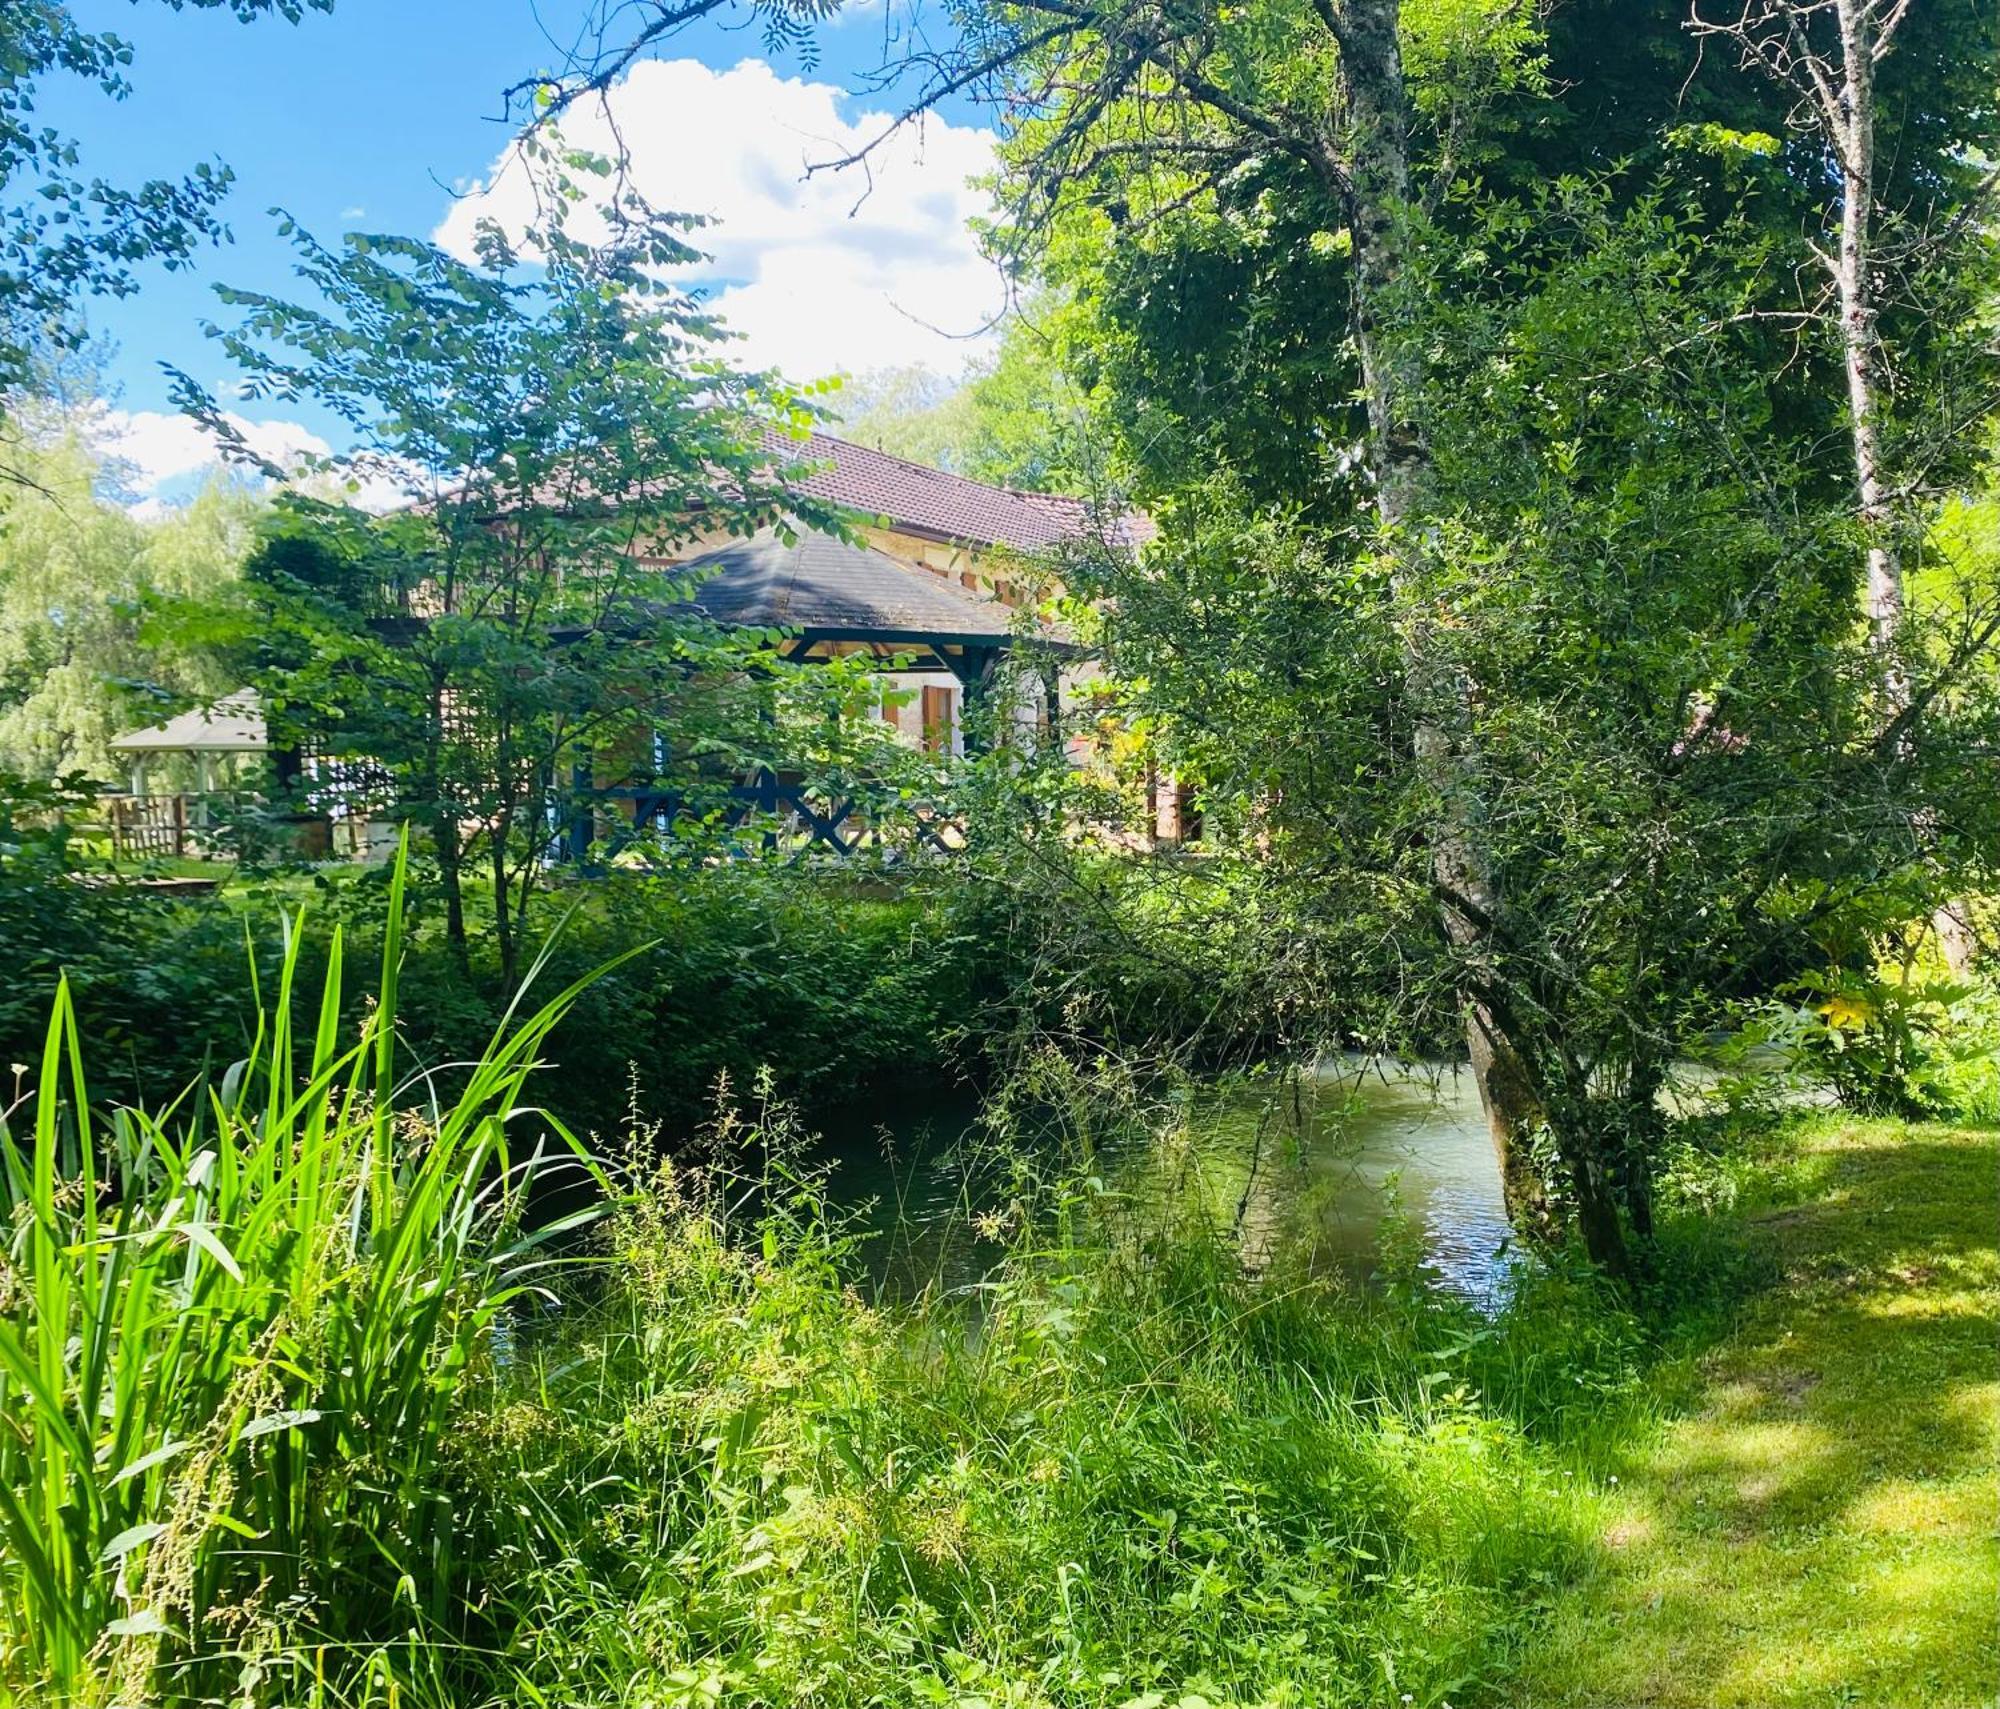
[1690, 0, 1995, 970]
[839, 0, 1557, 1224]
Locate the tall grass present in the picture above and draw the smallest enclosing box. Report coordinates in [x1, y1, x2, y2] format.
[0, 842, 616, 1703]
[415, 1117, 1644, 1709]
[1, 847, 1686, 1708]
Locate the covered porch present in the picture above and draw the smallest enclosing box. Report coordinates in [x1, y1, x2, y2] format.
[575, 526, 1077, 863]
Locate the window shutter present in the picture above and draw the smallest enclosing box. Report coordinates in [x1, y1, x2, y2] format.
[921, 685, 953, 752]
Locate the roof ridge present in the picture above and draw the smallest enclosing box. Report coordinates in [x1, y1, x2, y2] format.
[754, 423, 1151, 553]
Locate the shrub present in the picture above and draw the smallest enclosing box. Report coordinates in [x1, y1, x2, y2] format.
[0, 859, 996, 1147]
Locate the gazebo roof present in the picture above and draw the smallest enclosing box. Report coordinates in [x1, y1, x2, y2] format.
[109, 690, 267, 755]
[671, 527, 1065, 648]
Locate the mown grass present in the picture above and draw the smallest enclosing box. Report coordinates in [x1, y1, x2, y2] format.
[1521, 1115, 1999, 1709]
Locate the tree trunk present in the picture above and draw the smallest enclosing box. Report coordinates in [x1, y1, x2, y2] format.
[1557, 1128, 1633, 1282]
[1827, 1, 1975, 975]
[435, 815, 469, 973]
[1832, 0, 1905, 709]
[426, 665, 469, 974]
[491, 820, 515, 989]
[1332, 0, 1549, 1219]
[1467, 1010, 1555, 1230]
[1935, 899, 1979, 977]
[1621, 1049, 1666, 1246]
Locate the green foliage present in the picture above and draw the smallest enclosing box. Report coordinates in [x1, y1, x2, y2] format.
[0, 844, 608, 1700]
[0, 859, 993, 1141]
[446, 1158, 1620, 1709]
[402, 868, 995, 1137]
[1007, 159, 2000, 1268]
[1784, 966, 1994, 1123]
[174, 153, 856, 975]
[1, 896, 1712, 1706]
[0, 423, 254, 781]
[0, 0, 333, 400]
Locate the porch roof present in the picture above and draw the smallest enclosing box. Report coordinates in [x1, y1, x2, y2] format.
[670, 527, 1069, 649]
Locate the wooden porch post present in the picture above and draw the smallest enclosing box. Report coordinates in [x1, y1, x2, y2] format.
[941, 645, 1002, 756]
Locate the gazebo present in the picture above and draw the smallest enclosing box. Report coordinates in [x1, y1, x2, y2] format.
[105, 690, 267, 857]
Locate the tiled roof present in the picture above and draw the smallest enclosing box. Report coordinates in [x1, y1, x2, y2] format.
[675, 527, 1042, 643]
[759, 428, 1153, 553]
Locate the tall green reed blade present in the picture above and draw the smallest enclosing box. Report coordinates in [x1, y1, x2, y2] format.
[0, 831, 637, 1703]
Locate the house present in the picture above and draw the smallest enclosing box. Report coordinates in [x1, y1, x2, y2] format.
[657, 427, 1147, 757]
[569, 429, 1148, 857]
[105, 431, 1154, 861]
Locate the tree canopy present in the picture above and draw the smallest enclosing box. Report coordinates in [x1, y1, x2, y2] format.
[0, 0, 333, 406]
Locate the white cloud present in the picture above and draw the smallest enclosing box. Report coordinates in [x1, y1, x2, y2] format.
[93, 408, 332, 492]
[433, 57, 1004, 382]
[88, 408, 408, 514]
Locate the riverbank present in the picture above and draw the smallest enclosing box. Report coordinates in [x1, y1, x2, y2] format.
[1521, 1115, 1999, 1708]
[9, 988, 1992, 1709]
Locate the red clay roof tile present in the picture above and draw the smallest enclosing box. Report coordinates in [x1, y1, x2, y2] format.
[760, 428, 1152, 553]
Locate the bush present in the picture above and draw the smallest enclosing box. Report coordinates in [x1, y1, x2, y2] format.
[0, 849, 278, 1108]
[0, 859, 997, 1144]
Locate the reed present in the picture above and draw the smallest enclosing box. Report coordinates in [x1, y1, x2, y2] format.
[0, 838, 613, 1702]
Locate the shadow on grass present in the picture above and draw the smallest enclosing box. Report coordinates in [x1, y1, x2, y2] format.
[1516, 1121, 1999, 1709]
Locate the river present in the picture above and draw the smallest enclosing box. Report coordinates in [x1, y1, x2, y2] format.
[813, 1057, 1518, 1307]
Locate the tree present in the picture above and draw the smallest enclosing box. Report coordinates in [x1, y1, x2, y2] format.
[832, 304, 1098, 494]
[1066, 184, 1999, 1274]
[178, 154, 841, 981]
[523, 0, 1997, 1271]
[665, 0, 1552, 1191]
[0, 0, 332, 413]
[0, 420, 253, 780]
[1688, 0, 1999, 971]
[953, 0, 1559, 1201]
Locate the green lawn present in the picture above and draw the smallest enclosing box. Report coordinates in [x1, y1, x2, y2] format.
[1522, 1118, 1999, 1708]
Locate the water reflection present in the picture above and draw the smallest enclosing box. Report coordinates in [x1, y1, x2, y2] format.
[814, 1057, 1517, 1307]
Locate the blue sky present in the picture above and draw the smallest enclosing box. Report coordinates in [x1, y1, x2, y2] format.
[47, 1, 1003, 501]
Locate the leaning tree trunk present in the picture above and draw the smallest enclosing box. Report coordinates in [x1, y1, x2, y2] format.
[1331, 0, 1558, 1236]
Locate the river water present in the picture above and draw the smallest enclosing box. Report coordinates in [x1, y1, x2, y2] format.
[814, 1057, 1517, 1306]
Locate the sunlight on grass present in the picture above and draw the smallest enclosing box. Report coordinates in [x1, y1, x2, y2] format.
[1522, 1119, 1998, 1709]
